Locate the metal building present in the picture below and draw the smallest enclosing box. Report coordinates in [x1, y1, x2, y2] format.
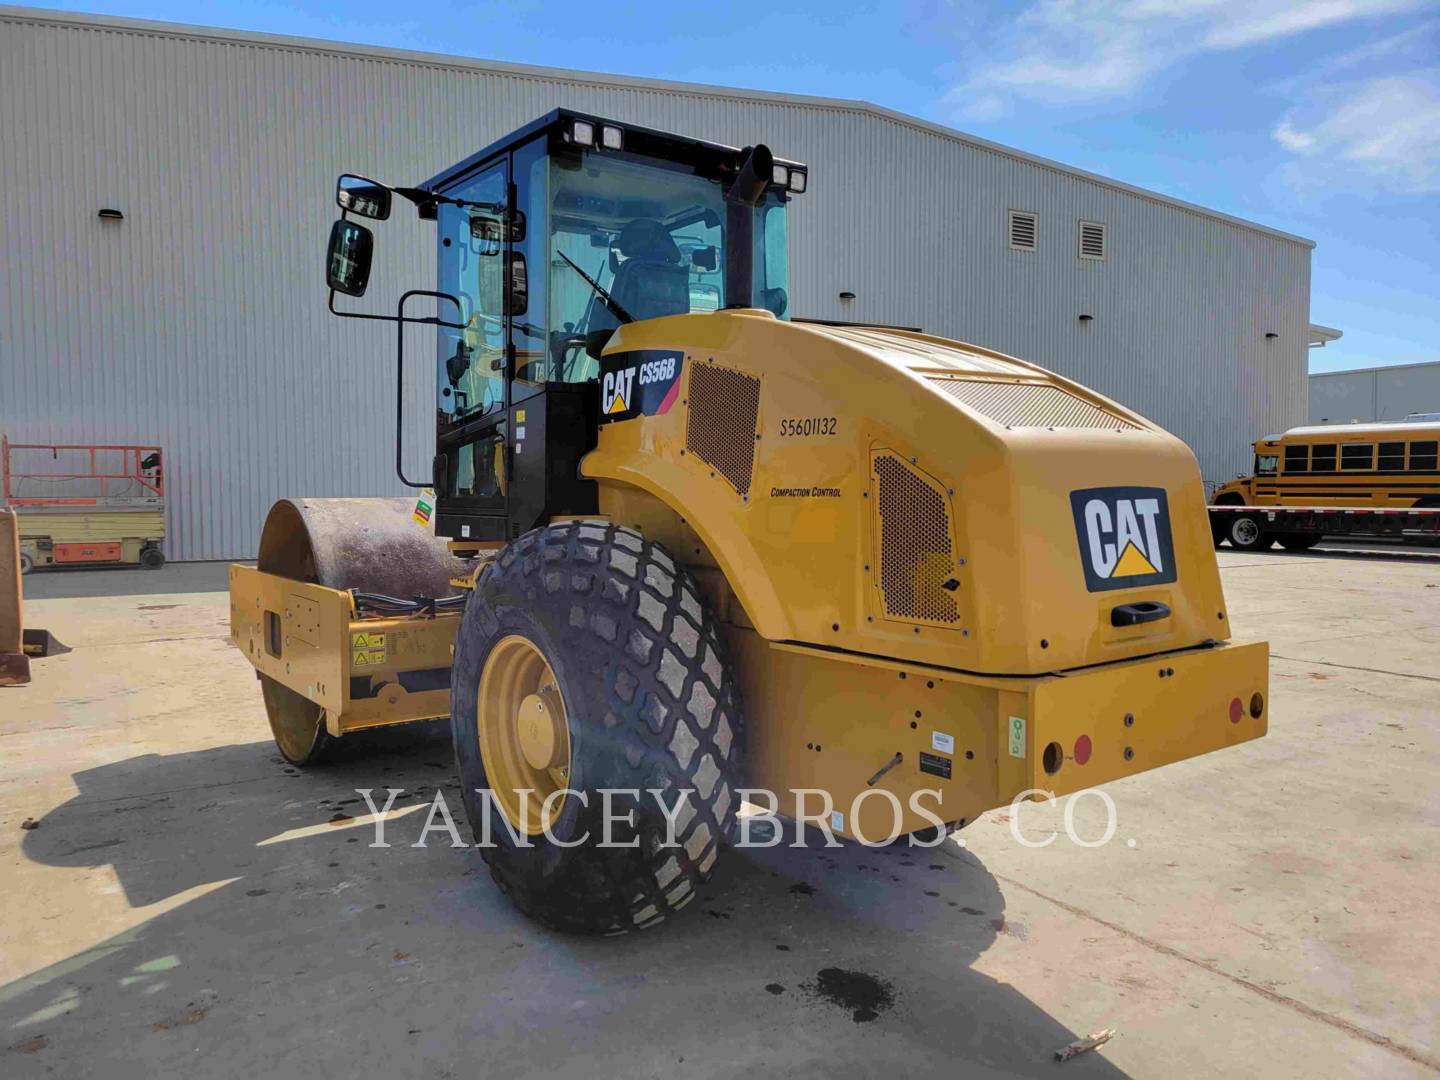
[1310, 361, 1440, 425]
[0, 6, 1315, 561]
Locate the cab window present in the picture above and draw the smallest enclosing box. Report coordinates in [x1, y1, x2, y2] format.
[1255, 453, 1278, 476]
[436, 163, 508, 420]
[545, 149, 789, 385]
[445, 428, 506, 500]
[757, 202, 789, 318]
[510, 138, 551, 404]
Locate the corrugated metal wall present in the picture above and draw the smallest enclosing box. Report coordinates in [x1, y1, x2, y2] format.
[1310, 362, 1440, 424]
[0, 9, 1312, 560]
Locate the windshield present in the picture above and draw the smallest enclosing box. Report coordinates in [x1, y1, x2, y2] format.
[547, 150, 789, 384]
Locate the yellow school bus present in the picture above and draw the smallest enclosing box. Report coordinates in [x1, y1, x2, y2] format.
[1213, 422, 1440, 510]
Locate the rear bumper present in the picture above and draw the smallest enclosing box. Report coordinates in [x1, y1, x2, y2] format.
[998, 639, 1269, 802]
[737, 633, 1268, 840]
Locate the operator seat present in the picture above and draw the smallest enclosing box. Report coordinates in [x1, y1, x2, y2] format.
[594, 219, 689, 329]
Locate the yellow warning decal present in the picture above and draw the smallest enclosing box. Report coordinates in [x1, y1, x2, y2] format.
[605, 387, 629, 415]
[351, 631, 387, 667]
[1112, 541, 1158, 577]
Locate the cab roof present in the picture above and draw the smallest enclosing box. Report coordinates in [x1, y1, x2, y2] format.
[421, 107, 807, 196]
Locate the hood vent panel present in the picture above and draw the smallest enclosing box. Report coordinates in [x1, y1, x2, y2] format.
[929, 378, 1139, 431]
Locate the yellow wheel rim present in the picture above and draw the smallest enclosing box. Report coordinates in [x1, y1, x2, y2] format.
[477, 635, 572, 836]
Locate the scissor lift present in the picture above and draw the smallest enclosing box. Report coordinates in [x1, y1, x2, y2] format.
[2, 438, 166, 572]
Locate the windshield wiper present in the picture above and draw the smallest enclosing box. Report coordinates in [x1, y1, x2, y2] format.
[556, 251, 633, 325]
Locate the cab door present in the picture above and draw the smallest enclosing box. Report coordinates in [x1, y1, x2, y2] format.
[434, 160, 511, 541]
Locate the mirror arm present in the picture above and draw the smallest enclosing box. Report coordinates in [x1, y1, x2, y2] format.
[394, 290, 465, 490]
[328, 288, 468, 329]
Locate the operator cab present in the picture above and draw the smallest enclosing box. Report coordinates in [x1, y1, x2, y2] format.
[324, 109, 804, 545]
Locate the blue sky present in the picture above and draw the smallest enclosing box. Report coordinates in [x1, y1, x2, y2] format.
[40, 0, 1440, 372]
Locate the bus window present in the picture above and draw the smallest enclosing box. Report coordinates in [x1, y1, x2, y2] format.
[1378, 442, 1405, 471]
[1311, 444, 1337, 473]
[1412, 441, 1438, 472]
[1283, 444, 1309, 473]
[1341, 444, 1374, 470]
[1255, 453, 1278, 476]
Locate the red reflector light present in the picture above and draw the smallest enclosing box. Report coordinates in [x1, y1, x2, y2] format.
[1073, 734, 1092, 765]
[1229, 697, 1243, 724]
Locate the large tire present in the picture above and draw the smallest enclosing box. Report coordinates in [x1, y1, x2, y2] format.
[1227, 512, 1273, 552]
[140, 546, 166, 570]
[18, 552, 34, 575]
[452, 522, 743, 935]
[261, 674, 335, 765]
[1277, 534, 1322, 551]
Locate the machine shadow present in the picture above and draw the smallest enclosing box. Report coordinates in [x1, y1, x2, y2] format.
[8, 731, 1130, 1078]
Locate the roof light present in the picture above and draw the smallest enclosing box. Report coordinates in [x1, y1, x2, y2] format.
[787, 169, 807, 193]
[601, 125, 623, 150]
[771, 164, 789, 187]
[570, 119, 595, 147]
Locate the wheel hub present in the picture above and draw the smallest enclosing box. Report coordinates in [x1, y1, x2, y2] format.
[477, 635, 572, 835]
[517, 689, 565, 770]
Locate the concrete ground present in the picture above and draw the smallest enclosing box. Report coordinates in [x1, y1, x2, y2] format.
[2, 547, 1437, 1078]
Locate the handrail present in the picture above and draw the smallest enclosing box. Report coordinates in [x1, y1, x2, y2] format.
[2, 437, 165, 505]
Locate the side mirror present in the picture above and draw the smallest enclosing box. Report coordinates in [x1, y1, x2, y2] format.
[336, 174, 391, 220]
[469, 208, 526, 251]
[506, 253, 528, 318]
[326, 219, 374, 297]
[692, 245, 718, 271]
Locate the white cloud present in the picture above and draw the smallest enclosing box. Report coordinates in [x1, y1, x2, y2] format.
[948, 0, 1425, 114]
[1273, 123, 1317, 152]
[1272, 69, 1440, 192]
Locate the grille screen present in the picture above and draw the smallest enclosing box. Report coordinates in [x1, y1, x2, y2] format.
[929, 378, 1138, 430]
[686, 363, 760, 496]
[872, 454, 959, 624]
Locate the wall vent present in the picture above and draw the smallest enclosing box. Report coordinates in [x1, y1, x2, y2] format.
[1079, 220, 1107, 260]
[686, 362, 760, 497]
[871, 453, 960, 625]
[1008, 210, 1037, 251]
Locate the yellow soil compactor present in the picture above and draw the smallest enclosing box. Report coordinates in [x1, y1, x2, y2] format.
[231, 111, 1268, 933]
